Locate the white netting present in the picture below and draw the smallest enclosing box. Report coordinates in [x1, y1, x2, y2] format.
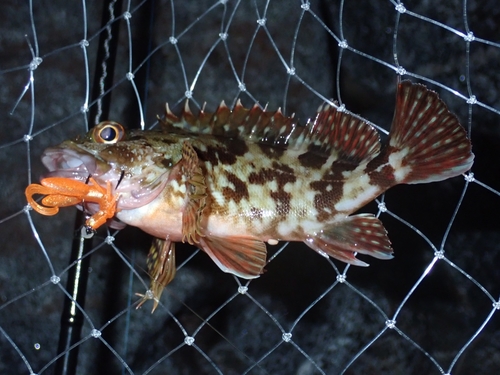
[1, 0, 500, 373]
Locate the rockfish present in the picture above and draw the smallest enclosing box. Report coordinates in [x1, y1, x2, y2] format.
[30, 81, 474, 311]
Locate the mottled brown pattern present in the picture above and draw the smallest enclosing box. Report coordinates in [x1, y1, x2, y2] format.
[368, 164, 396, 188]
[249, 207, 264, 220]
[271, 161, 294, 175]
[246, 160, 297, 225]
[310, 180, 344, 222]
[248, 169, 272, 185]
[104, 144, 135, 164]
[225, 138, 249, 157]
[298, 151, 329, 169]
[222, 172, 249, 203]
[270, 191, 291, 216]
[258, 143, 285, 159]
[324, 160, 357, 180]
[366, 146, 395, 188]
[194, 144, 237, 166]
[248, 162, 296, 188]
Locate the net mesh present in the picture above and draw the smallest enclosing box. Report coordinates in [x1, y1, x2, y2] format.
[1, 0, 500, 374]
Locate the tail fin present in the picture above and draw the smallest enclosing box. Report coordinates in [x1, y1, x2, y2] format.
[387, 81, 474, 184]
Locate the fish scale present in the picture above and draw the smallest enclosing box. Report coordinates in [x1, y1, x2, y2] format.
[28, 80, 474, 312]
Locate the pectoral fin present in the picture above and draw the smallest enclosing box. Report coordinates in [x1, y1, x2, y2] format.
[137, 238, 176, 313]
[180, 141, 207, 245]
[304, 214, 393, 266]
[199, 236, 267, 279]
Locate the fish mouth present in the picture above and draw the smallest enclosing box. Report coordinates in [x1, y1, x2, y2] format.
[40, 144, 169, 211]
[41, 147, 99, 180]
[40, 146, 128, 229]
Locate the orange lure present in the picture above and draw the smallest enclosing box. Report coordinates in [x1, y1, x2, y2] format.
[25, 177, 119, 231]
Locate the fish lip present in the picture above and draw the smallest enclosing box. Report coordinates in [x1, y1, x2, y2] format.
[40, 143, 170, 211]
[41, 147, 98, 181]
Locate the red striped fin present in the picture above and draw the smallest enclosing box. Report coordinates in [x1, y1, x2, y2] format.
[387, 81, 474, 184]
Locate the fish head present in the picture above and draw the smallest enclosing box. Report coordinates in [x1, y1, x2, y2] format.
[41, 121, 184, 226]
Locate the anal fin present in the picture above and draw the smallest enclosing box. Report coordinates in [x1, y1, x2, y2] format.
[304, 214, 393, 266]
[137, 238, 176, 313]
[199, 236, 267, 279]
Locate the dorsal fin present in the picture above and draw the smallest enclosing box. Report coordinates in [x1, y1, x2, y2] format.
[161, 99, 381, 162]
[162, 100, 298, 144]
[301, 104, 381, 163]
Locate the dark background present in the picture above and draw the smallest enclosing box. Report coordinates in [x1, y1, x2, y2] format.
[1, 0, 499, 374]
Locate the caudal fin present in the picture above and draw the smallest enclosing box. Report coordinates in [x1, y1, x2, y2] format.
[387, 81, 474, 184]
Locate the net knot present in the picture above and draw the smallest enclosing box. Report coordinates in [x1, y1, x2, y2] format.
[464, 172, 475, 182]
[466, 95, 477, 105]
[90, 329, 102, 338]
[463, 31, 475, 42]
[395, 66, 407, 75]
[434, 250, 445, 260]
[29, 57, 42, 71]
[385, 320, 396, 329]
[238, 286, 248, 294]
[143, 289, 154, 300]
[184, 336, 195, 346]
[395, 3, 406, 13]
[378, 202, 387, 212]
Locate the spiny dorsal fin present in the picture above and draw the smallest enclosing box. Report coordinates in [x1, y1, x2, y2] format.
[162, 99, 299, 143]
[161, 99, 381, 163]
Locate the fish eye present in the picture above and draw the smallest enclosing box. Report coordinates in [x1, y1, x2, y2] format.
[92, 121, 125, 144]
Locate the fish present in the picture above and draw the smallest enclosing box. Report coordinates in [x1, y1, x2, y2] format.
[27, 80, 474, 311]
